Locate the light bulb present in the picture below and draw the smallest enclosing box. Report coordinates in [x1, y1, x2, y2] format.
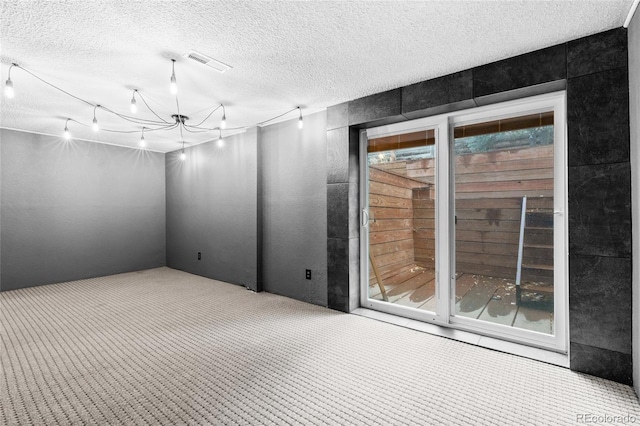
[4, 79, 14, 98]
[170, 75, 177, 95]
[92, 117, 99, 132]
[169, 60, 177, 95]
[63, 127, 71, 140]
[298, 116, 304, 129]
[221, 114, 226, 129]
[179, 151, 186, 161]
[130, 97, 137, 113]
[139, 135, 146, 148]
[217, 136, 224, 148]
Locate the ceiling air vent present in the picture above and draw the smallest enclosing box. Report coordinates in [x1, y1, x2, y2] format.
[183, 50, 232, 73]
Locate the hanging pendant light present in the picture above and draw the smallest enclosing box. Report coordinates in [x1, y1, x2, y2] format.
[170, 59, 177, 95]
[63, 118, 71, 140]
[139, 127, 146, 148]
[130, 90, 138, 113]
[217, 129, 224, 148]
[221, 104, 227, 129]
[92, 106, 100, 132]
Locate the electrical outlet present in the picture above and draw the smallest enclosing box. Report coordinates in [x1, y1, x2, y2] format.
[197, 252, 201, 260]
[305, 269, 311, 280]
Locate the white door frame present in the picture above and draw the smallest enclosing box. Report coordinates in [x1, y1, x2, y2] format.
[359, 91, 568, 353]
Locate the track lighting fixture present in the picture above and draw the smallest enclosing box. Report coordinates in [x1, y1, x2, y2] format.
[6, 60, 305, 150]
[63, 119, 71, 140]
[4, 63, 15, 99]
[130, 90, 138, 113]
[170, 59, 177, 95]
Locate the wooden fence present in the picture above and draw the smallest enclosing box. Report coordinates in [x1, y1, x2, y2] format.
[368, 144, 554, 281]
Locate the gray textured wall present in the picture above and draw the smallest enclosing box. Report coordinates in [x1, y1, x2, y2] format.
[0, 129, 166, 291]
[629, 12, 640, 396]
[165, 129, 258, 289]
[260, 111, 328, 305]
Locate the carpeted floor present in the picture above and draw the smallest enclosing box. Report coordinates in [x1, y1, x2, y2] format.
[1, 267, 639, 425]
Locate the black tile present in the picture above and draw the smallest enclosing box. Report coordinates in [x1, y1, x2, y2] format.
[567, 67, 630, 166]
[327, 128, 349, 184]
[348, 181, 360, 239]
[402, 70, 474, 119]
[327, 183, 349, 239]
[570, 342, 632, 385]
[348, 127, 360, 184]
[327, 237, 350, 312]
[474, 80, 566, 107]
[327, 102, 349, 131]
[568, 163, 631, 257]
[348, 237, 360, 312]
[473, 44, 566, 97]
[348, 88, 404, 127]
[569, 255, 631, 354]
[568, 28, 628, 78]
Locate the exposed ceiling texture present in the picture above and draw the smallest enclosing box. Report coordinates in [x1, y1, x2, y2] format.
[0, 0, 634, 153]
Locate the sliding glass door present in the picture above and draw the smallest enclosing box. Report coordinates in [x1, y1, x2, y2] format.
[360, 92, 567, 352]
[363, 127, 439, 311]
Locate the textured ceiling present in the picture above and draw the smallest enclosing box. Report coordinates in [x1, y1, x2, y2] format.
[0, 0, 634, 153]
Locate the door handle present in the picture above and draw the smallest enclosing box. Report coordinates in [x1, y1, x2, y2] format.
[362, 209, 369, 227]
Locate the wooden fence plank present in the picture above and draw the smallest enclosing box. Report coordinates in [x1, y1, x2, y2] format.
[414, 208, 435, 219]
[455, 157, 553, 176]
[370, 167, 425, 189]
[370, 218, 414, 232]
[370, 239, 414, 257]
[455, 230, 520, 244]
[370, 207, 413, 219]
[369, 194, 413, 209]
[455, 178, 553, 193]
[456, 208, 521, 221]
[455, 189, 554, 199]
[369, 229, 414, 244]
[456, 241, 519, 256]
[413, 218, 435, 229]
[373, 249, 414, 268]
[370, 181, 414, 199]
[456, 219, 521, 233]
[454, 168, 553, 184]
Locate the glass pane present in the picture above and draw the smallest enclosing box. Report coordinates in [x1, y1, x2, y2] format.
[367, 129, 437, 312]
[453, 113, 555, 334]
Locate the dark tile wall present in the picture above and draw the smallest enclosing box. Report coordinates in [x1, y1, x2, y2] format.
[325, 28, 632, 384]
[348, 89, 405, 128]
[569, 256, 632, 355]
[473, 44, 567, 97]
[565, 27, 631, 384]
[568, 163, 631, 257]
[567, 28, 628, 78]
[570, 342, 632, 385]
[327, 102, 360, 312]
[567, 67, 630, 166]
[402, 70, 475, 119]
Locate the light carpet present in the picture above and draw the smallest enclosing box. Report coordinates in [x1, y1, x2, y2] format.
[1, 267, 639, 425]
